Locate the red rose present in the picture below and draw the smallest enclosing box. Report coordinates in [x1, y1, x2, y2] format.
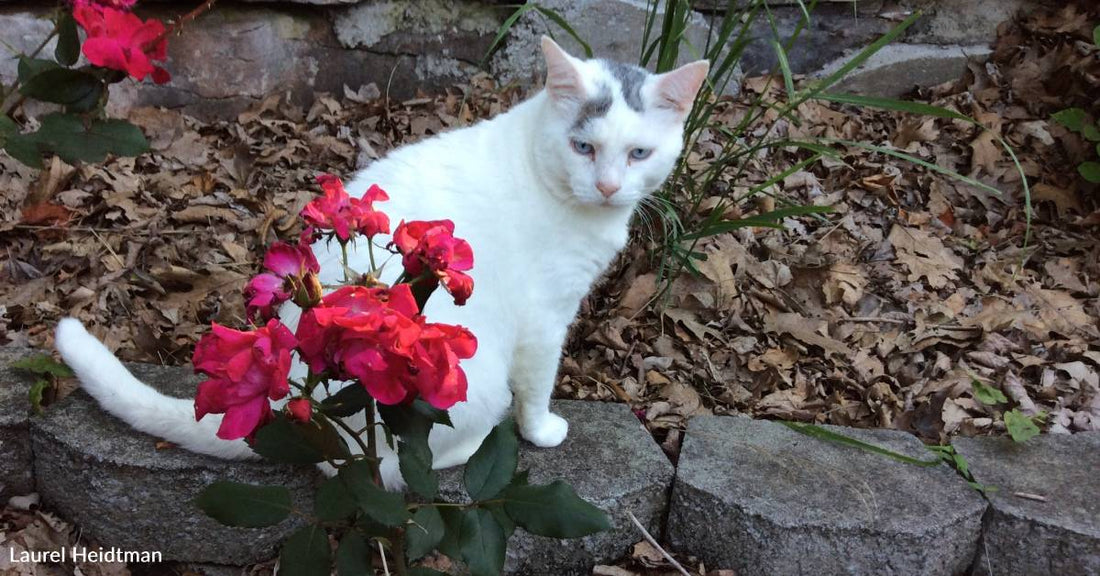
[409, 321, 477, 409]
[193, 319, 297, 440]
[73, 3, 170, 84]
[296, 284, 423, 404]
[392, 219, 474, 305]
[286, 398, 312, 423]
[300, 175, 390, 242]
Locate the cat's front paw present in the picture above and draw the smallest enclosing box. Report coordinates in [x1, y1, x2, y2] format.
[519, 412, 569, 447]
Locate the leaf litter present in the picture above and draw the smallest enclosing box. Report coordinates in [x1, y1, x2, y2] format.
[0, 5, 1099, 575]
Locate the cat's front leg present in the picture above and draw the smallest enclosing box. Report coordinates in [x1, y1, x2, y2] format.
[510, 331, 569, 447]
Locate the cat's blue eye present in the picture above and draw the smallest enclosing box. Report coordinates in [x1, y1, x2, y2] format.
[571, 139, 594, 156]
[630, 148, 653, 161]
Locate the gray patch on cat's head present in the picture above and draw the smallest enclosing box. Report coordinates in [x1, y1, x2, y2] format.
[601, 60, 647, 112]
[572, 84, 613, 131]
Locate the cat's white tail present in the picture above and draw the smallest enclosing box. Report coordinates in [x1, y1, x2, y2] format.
[54, 318, 258, 460]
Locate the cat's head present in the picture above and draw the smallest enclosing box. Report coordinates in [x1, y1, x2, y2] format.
[535, 37, 709, 209]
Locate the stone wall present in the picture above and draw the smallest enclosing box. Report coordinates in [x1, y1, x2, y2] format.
[0, 0, 1041, 118]
[2, 347, 1098, 574]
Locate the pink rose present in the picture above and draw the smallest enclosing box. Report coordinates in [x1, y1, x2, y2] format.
[193, 319, 297, 440]
[392, 219, 474, 305]
[300, 175, 390, 242]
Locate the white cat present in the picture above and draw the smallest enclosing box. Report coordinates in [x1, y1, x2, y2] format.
[54, 38, 708, 489]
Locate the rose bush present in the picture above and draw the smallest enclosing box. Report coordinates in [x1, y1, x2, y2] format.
[0, 0, 216, 168]
[195, 175, 609, 576]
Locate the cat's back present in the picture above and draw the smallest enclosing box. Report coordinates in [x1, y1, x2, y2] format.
[349, 99, 534, 221]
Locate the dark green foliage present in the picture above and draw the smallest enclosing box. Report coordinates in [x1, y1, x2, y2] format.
[464, 418, 519, 500]
[195, 482, 292, 528]
[280, 525, 332, 576]
[252, 413, 349, 464]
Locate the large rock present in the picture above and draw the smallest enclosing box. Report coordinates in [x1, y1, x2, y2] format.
[816, 43, 993, 97]
[668, 416, 986, 575]
[31, 363, 321, 565]
[438, 400, 674, 576]
[0, 347, 35, 497]
[112, 2, 497, 119]
[954, 434, 1100, 576]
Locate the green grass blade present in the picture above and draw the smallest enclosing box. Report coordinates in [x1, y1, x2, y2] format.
[817, 93, 974, 123]
[829, 138, 1003, 196]
[682, 205, 833, 240]
[819, 92, 1033, 245]
[736, 154, 824, 202]
[782, 422, 942, 467]
[808, 11, 922, 98]
[481, 4, 593, 68]
[772, 38, 797, 104]
[532, 6, 594, 58]
[480, 4, 537, 68]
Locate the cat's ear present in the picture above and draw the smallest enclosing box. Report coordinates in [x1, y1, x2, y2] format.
[541, 36, 585, 103]
[653, 60, 710, 114]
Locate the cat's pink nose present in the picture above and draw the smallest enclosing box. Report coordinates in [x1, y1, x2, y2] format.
[597, 181, 621, 198]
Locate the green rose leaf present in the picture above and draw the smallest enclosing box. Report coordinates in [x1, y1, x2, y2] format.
[280, 525, 332, 576]
[17, 57, 60, 84]
[1078, 161, 1100, 184]
[1082, 122, 1100, 143]
[435, 507, 464, 560]
[399, 436, 438, 499]
[24, 113, 148, 164]
[55, 11, 81, 67]
[315, 476, 358, 523]
[252, 413, 349, 464]
[9, 354, 74, 378]
[378, 399, 452, 436]
[970, 379, 1007, 405]
[1052, 108, 1088, 133]
[338, 460, 411, 526]
[377, 400, 443, 499]
[335, 531, 371, 576]
[2, 135, 43, 168]
[500, 480, 611, 538]
[195, 481, 292, 528]
[320, 384, 372, 418]
[406, 506, 445, 561]
[464, 418, 518, 500]
[20, 68, 104, 111]
[1004, 409, 1041, 443]
[1093, 24, 1099, 47]
[0, 117, 41, 168]
[459, 508, 507, 576]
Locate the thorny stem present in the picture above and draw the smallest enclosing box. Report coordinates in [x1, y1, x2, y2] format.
[327, 412, 374, 462]
[367, 239, 378, 273]
[1, 25, 59, 117]
[392, 530, 409, 576]
[341, 241, 350, 282]
[151, 0, 219, 47]
[365, 399, 381, 482]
